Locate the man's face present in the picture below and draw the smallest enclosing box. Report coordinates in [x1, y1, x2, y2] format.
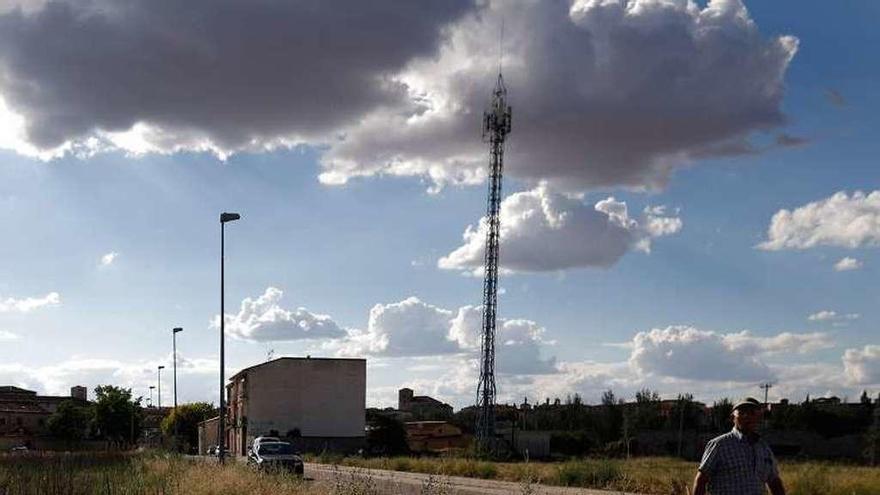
[733, 406, 763, 433]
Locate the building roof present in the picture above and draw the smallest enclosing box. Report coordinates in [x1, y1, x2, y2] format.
[228, 356, 367, 381]
[410, 396, 448, 407]
[0, 386, 37, 395]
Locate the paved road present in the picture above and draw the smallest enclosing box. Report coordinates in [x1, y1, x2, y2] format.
[305, 462, 641, 495]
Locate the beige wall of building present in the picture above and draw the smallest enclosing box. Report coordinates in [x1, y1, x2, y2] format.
[227, 357, 365, 455]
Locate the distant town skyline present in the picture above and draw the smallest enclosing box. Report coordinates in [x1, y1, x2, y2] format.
[0, 0, 878, 410]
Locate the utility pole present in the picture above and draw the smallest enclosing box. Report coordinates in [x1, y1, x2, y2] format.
[677, 396, 685, 458]
[172, 327, 183, 449]
[157, 366, 165, 408]
[759, 383, 773, 407]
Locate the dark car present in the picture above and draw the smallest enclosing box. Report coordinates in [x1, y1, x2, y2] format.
[247, 441, 303, 475]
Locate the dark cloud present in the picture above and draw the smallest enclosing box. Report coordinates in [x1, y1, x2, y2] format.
[0, 0, 798, 194]
[322, 0, 799, 192]
[0, 0, 475, 149]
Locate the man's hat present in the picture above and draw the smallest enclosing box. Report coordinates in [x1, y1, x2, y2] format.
[733, 397, 762, 411]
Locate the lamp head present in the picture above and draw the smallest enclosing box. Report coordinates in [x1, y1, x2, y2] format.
[158, 365, 165, 370]
[173, 327, 183, 333]
[220, 212, 241, 223]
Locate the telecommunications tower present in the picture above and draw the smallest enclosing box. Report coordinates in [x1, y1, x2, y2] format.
[475, 72, 512, 453]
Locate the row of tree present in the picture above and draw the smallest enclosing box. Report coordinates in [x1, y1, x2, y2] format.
[46, 385, 216, 453]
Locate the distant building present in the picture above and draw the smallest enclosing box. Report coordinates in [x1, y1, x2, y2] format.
[0, 385, 89, 437]
[398, 388, 453, 420]
[225, 357, 366, 456]
[404, 421, 468, 452]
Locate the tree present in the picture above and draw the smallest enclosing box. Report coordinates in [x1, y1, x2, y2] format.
[711, 398, 733, 432]
[93, 385, 142, 448]
[365, 409, 409, 456]
[634, 388, 662, 430]
[47, 400, 91, 444]
[160, 402, 216, 453]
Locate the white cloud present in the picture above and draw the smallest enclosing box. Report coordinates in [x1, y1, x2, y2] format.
[100, 251, 119, 267]
[216, 287, 345, 342]
[807, 310, 860, 323]
[630, 326, 772, 382]
[834, 257, 862, 271]
[759, 191, 880, 251]
[334, 298, 556, 376]
[447, 305, 556, 374]
[722, 330, 834, 355]
[0, 330, 18, 341]
[843, 345, 880, 385]
[628, 326, 832, 383]
[339, 297, 458, 357]
[439, 185, 682, 273]
[0, 352, 219, 402]
[0, 1, 796, 194]
[0, 291, 60, 313]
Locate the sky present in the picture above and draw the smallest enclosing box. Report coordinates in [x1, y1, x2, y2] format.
[0, 0, 878, 410]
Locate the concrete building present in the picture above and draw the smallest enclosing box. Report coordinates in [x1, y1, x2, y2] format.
[398, 388, 453, 420]
[225, 357, 366, 456]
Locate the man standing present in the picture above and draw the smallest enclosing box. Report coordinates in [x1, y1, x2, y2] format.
[693, 398, 785, 495]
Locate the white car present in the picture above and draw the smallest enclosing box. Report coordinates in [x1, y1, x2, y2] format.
[251, 436, 281, 450]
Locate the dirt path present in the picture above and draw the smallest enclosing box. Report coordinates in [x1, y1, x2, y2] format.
[306, 462, 642, 495]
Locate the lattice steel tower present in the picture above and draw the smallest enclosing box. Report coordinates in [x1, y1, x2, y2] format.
[476, 72, 512, 452]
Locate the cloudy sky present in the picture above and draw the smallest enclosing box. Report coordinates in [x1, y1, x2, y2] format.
[0, 0, 878, 409]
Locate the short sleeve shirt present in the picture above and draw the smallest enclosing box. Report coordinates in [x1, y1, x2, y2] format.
[698, 428, 779, 495]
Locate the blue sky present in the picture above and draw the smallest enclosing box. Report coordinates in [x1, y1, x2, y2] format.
[0, 0, 877, 409]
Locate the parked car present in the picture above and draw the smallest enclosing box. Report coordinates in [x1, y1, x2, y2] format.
[252, 436, 281, 450]
[247, 441, 303, 475]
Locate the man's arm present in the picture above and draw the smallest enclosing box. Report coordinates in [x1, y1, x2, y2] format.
[692, 470, 710, 495]
[767, 476, 786, 495]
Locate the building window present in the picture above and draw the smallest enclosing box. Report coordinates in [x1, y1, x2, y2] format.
[0, 418, 5, 426]
[16, 417, 23, 426]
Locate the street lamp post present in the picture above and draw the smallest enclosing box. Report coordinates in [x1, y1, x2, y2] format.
[173, 328, 183, 409]
[157, 365, 165, 408]
[173, 327, 183, 447]
[219, 212, 240, 464]
[149, 386, 155, 408]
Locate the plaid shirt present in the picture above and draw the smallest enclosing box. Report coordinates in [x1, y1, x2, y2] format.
[698, 428, 779, 495]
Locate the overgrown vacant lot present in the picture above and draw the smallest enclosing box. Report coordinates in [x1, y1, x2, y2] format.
[0, 452, 321, 495]
[2, 452, 879, 495]
[312, 453, 880, 495]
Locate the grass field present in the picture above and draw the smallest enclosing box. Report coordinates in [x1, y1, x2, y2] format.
[310, 453, 880, 495]
[2, 451, 878, 494]
[0, 452, 321, 495]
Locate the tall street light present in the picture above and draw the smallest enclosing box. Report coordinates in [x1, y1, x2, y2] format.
[149, 386, 155, 408]
[157, 365, 165, 408]
[172, 327, 183, 409]
[173, 327, 183, 448]
[219, 211, 240, 464]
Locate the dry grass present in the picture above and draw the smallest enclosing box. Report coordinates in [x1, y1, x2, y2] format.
[0, 451, 320, 495]
[310, 454, 880, 495]
[2, 451, 878, 495]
